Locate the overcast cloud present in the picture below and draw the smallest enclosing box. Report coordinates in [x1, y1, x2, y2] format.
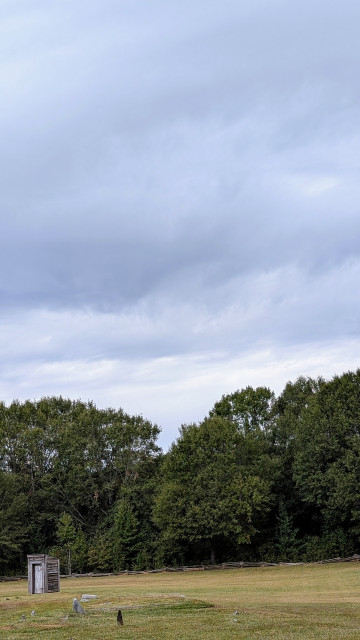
[1, 0, 359, 447]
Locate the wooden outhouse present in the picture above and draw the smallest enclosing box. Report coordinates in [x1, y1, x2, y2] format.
[27, 554, 60, 594]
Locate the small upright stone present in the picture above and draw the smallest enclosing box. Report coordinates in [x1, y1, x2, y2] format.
[117, 609, 124, 625]
[73, 598, 85, 614]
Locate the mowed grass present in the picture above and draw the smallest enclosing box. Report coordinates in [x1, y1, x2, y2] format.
[1, 563, 360, 639]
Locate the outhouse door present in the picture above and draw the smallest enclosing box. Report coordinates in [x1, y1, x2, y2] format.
[33, 564, 43, 593]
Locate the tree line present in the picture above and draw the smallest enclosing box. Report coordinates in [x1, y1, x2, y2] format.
[1, 369, 360, 575]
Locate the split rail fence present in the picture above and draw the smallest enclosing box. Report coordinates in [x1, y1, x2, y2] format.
[2, 554, 360, 582]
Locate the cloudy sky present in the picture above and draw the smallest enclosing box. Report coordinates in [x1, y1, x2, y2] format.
[1, 0, 359, 448]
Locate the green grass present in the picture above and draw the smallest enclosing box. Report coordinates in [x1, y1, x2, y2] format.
[1, 563, 360, 639]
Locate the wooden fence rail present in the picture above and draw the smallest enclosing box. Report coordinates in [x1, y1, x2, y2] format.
[2, 555, 360, 582]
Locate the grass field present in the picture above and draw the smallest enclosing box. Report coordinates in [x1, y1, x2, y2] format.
[1, 563, 360, 639]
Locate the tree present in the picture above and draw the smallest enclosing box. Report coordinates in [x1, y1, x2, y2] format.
[0, 396, 162, 573]
[210, 386, 275, 436]
[56, 513, 77, 575]
[275, 500, 299, 561]
[0, 472, 28, 574]
[153, 416, 270, 565]
[112, 499, 140, 570]
[87, 531, 113, 572]
[292, 370, 360, 545]
[269, 376, 322, 540]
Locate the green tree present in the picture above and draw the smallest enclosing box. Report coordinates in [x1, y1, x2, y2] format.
[0, 472, 28, 574]
[153, 416, 270, 565]
[275, 500, 299, 561]
[56, 513, 77, 575]
[88, 531, 113, 572]
[270, 376, 322, 541]
[210, 386, 275, 436]
[0, 396, 161, 572]
[112, 499, 140, 570]
[292, 370, 360, 546]
[71, 528, 88, 573]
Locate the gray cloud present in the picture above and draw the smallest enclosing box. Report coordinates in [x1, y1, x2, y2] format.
[1, 0, 360, 445]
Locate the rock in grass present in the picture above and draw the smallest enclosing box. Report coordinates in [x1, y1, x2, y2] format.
[117, 609, 124, 625]
[73, 598, 85, 614]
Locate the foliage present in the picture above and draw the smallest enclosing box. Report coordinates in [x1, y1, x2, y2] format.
[292, 371, 360, 542]
[0, 471, 28, 572]
[275, 500, 300, 561]
[209, 385, 275, 435]
[112, 499, 140, 570]
[0, 371, 360, 574]
[154, 415, 271, 564]
[87, 531, 113, 572]
[0, 397, 160, 574]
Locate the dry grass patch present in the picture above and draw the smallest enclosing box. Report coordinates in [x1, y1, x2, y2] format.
[1, 563, 360, 638]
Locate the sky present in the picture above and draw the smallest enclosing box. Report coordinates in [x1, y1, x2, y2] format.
[1, 0, 360, 449]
